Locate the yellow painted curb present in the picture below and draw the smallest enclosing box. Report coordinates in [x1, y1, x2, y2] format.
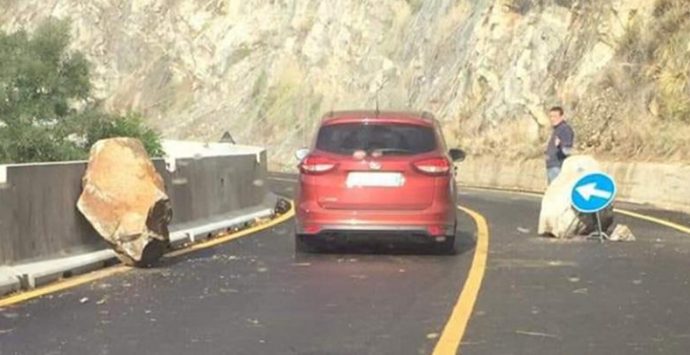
[0, 203, 295, 308]
[0, 265, 131, 308]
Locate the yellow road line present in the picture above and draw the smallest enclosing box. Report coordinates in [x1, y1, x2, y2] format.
[462, 185, 690, 236]
[0, 204, 295, 308]
[614, 209, 690, 235]
[433, 205, 490, 355]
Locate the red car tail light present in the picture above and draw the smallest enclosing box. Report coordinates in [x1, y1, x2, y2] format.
[412, 157, 451, 175]
[302, 224, 321, 234]
[299, 155, 338, 174]
[427, 225, 445, 236]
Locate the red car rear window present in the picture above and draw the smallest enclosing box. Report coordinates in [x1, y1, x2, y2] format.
[315, 123, 437, 156]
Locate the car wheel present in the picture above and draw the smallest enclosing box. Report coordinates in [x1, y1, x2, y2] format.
[295, 234, 320, 254]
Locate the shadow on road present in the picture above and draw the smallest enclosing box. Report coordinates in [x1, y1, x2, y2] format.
[294, 229, 476, 258]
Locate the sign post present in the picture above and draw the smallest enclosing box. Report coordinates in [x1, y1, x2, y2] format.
[570, 172, 617, 241]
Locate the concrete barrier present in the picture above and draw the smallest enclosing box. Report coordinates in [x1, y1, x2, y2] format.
[456, 156, 690, 213]
[0, 143, 279, 294]
[0, 161, 105, 265]
[0, 266, 19, 295]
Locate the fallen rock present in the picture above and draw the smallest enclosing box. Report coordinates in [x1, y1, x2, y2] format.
[538, 155, 614, 239]
[274, 198, 291, 215]
[609, 224, 636, 242]
[77, 138, 172, 266]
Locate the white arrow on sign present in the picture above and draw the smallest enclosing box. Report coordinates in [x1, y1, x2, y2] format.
[576, 182, 613, 201]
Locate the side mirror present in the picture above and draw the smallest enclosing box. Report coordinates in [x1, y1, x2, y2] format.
[449, 148, 466, 162]
[295, 148, 310, 161]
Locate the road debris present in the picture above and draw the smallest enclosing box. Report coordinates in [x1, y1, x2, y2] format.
[274, 198, 291, 215]
[426, 333, 439, 339]
[2, 312, 19, 319]
[517, 227, 531, 234]
[491, 258, 578, 269]
[79, 297, 89, 304]
[515, 330, 560, 339]
[609, 224, 636, 242]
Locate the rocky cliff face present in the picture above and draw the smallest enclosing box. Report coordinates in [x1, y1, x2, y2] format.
[2, 0, 688, 168]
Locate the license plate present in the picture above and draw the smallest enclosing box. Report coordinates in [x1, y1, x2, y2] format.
[346, 172, 404, 188]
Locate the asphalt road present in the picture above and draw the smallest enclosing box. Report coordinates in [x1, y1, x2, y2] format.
[1, 174, 689, 355]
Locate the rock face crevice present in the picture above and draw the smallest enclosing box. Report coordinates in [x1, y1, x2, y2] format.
[3, 0, 688, 165]
[77, 138, 172, 266]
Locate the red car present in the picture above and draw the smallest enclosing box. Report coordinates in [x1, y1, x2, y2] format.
[294, 110, 465, 253]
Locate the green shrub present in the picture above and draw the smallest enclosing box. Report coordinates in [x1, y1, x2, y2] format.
[657, 32, 690, 122]
[0, 19, 163, 164]
[81, 111, 164, 157]
[613, 0, 690, 123]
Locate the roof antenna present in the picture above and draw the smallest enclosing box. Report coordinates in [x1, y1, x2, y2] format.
[375, 77, 389, 117]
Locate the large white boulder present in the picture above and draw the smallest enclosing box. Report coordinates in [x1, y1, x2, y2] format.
[538, 155, 614, 239]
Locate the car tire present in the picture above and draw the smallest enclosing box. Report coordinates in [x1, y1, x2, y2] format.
[295, 234, 320, 254]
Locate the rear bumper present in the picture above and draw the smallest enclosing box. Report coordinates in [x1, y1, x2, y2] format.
[295, 201, 456, 237]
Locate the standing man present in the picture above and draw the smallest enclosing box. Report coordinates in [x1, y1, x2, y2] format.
[545, 106, 574, 184]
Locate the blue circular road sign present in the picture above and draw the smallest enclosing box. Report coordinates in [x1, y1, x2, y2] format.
[571, 172, 617, 213]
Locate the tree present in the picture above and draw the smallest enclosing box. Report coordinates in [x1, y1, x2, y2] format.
[79, 111, 163, 157]
[0, 19, 162, 164]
